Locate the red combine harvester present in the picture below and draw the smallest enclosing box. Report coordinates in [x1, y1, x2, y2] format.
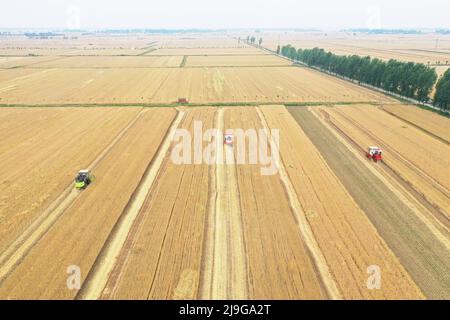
[366, 146, 383, 162]
[177, 98, 189, 104]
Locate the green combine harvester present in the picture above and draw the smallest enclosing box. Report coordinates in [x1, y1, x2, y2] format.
[75, 169, 92, 190]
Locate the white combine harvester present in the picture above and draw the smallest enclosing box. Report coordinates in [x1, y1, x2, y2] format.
[224, 132, 233, 146]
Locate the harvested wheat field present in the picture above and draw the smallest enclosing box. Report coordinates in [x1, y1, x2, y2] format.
[25, 56, 184, 68]
[0, 66, 392, 105]
[0, 32, 449, 301]
[0, 104, 449, 299]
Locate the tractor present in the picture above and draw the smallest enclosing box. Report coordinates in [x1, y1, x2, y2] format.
[177, 98, 189, 104]
[366, 146, 383, 162]
[75, 169, 92, 190]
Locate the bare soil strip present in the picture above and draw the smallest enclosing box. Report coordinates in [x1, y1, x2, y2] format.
[0, 109, 145, 283]
[77, 110, 185, 299]
[291, 107, 449, 299]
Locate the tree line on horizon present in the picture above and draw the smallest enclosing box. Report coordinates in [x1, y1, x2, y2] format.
[279, 45, 449, 110]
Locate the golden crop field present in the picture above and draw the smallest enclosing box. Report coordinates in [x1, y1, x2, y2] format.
[0, 66, 392, 105]
[0, 33, 449, 301]
[22, 56, 184, 68]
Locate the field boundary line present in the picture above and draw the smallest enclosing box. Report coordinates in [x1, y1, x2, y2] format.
[256, 107, 341, 300]
[310, 108, 450, 250]
[0, 100, 389, 109]
[0, 108, 146, 284]
[77, 109, 185, 300]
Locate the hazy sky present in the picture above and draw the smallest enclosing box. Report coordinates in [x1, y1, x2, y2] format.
[1, 0, 449, 30]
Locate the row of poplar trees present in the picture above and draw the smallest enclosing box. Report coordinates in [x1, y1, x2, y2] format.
[280, 45, 449, 110]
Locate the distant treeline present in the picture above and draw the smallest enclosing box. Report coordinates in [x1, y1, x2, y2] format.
[25, 32, 64, 38]
[95, 29, 228, 34]
[280, 45, 450, 110]
[344, 28, 422, 34]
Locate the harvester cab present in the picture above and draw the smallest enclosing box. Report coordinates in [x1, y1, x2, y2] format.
[366, 146, 383, 162]
[75, 169, 92, 190]
[224, 133, 233, 146]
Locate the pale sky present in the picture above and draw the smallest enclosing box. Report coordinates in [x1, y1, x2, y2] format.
[1, 0, 449, 30]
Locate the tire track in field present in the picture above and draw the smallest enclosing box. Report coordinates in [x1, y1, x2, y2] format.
[77, 109, 186, 300]
[256, 107, 341, 300]
[200, 107, 248, 299]
[0, 108, 145, 283]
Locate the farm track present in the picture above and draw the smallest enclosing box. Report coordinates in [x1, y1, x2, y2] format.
[263, 106, 424, 299]
[0, 108, 176, 299]
[293, 107, 450, 299]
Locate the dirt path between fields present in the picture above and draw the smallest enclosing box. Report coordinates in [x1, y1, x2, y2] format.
[289, 107, 450, 299]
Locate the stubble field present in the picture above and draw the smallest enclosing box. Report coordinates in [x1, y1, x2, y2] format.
[0, 33, 448, 300]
